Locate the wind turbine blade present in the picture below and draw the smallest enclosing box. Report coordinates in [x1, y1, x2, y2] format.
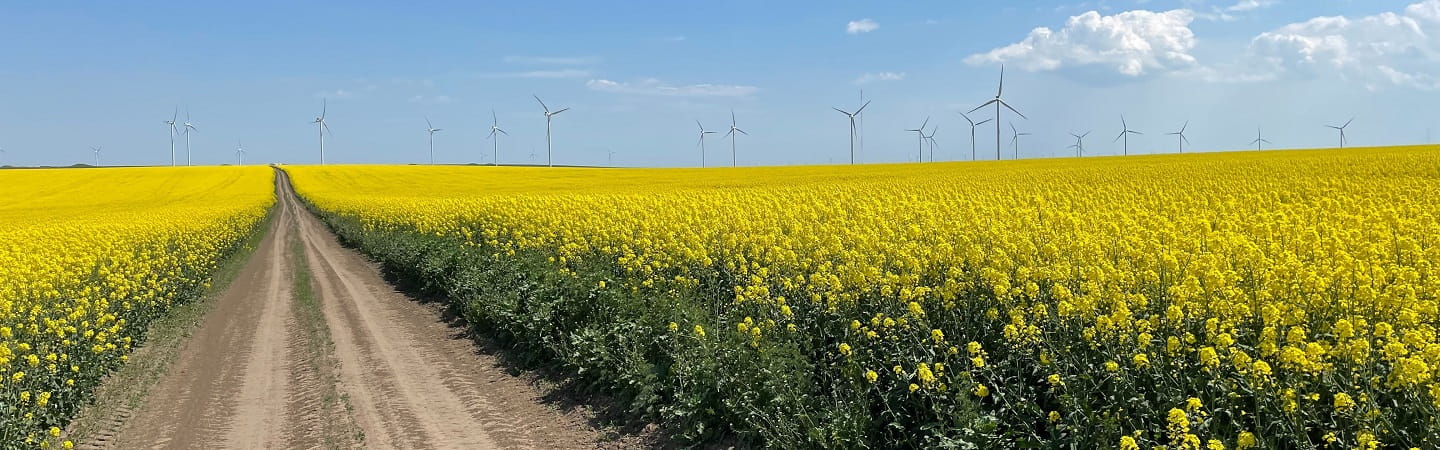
[1121, 115, 1128, 128]
[1325, 125, 1340, 130]
[533, 95, 549, 112]
[967, 99, 998, 114]
[1009, 122, 1017, 134]
[999, 100, 1027, 119]
[172, 107, 178, 122]
[731, 109, 737, 126]
[1181, 121, 1188, 133]
[976, 118, 993, 126]
[1182, 135, 1190, 145]
[321, 98, 327, 119]
[854, 100, 872, 115]
[426, 117, 433, 129]
[920, 116, 930, 130]
[552, 107, 570, 115]
[1130, 130, 1143, 135]
[1344, 117, 1354, 128]
[1081, 131, 1091, 138]
[736, 128, 748, 135]
[997, 64, 1005, 97]
[697, 119, 704, 131]
[498, 129, 508, 136]
[492, 109, 498, 125]
[723, 129, 734, 138]
[832, 107, 850, 115]
[958, 111, 973, 126]
[1115, 131, 1125, 142]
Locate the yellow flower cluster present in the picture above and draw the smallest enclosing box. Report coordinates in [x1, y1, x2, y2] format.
[288, 146, 1440, 446]
[0, 167, 273, 444]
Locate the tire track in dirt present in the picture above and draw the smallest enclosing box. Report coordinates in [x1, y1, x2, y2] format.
[279, 170, 603, 449]
[103, 176, 335, 449]
[94, 170, 621, 449]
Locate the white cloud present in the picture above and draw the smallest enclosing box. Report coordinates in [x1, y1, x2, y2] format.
[1226, 0, 1277, 12]
[847, 19, 879, 34]
[1250, 0, 1440, 89]
[853, 72, 906, 84]
[964, 9, 1198, 77]
[502, 56, 601, 65]
[408, 95, 455, 104]
[479, 69, 592, 79]
[586, 78, 759, 97]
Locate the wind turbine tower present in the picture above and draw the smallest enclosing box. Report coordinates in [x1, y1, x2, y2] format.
[1326, 118, 1354, 148]
[968, 65, 1026, 160]
[959, 112, 992, 161]
[1251, 127, 1272, 151]
[905, 117, 930, 163]
[1114, 115, 1142, 156]
[312, 99, 331, 164]
[487, 110, 507, 166]
[723, 110, 747, 167]
[425, 117, 443, 164]
[696, 120, 718, 167]
[1166, 121, 1190, 153]
[165, 108, 179, 166]
[1069, 131, 1091, 157]
[832, 100, 871, 164]
[534, 95, 570, 167]
[182, 110, 197, 166]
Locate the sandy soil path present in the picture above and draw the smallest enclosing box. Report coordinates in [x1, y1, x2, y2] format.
[98, 170, 609, 449]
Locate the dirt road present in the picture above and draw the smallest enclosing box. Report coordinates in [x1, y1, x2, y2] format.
[98, 170, 608, 449]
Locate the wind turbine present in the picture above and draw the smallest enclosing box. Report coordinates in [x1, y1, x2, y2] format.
[832, 100, 871, 164]
[1166, 121, 1190, 153]
[312, 99, 331, 164]
[0, 147, 6, 166]
[1250, 126, 1272, 151]
[1326, 118, 1353, 148]
[905, 117, 930, 163]
[425, 117, 443, 164]
[534, 95, 570, 167]
[182, 110, 197, 166]
[487, 110, 507, 166]
[164, 108, 179, 166]
[923, 126, 938, 162]
[90, 146, 101, 167]
[696, 120, 718, 167]
[1069, 131, 1091, 157]
[608, 149, 617, 166]
[236, 139, 245, 166]
[968, 65, 1026, 160]
[958, 112, 992, 161]
[1009, 122, 1031, 159]
[722, 109, 747, 167]
[1114, 115, 1142, 156]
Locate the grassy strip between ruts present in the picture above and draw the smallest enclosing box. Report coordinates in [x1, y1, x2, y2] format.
[61, 207, 276, 448]
[287, 231, 363, 447]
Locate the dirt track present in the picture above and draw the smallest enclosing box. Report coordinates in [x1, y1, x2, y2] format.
[98, 170, 608, 449]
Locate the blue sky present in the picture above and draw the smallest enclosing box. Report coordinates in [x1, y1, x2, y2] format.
[1, 1, 1436, 167]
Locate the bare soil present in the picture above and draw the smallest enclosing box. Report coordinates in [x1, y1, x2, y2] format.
[90, 170, 630, 449]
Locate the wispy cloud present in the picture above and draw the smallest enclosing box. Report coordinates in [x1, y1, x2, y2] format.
[313, 89, 354, 99]
[853, 72, 906, 84]
[502, 56, 601, 65]
[587, 78, 759, 97]
[1227, 0, 1278, 12]
[408, 95, 455, 105]
[847, 19, 879, 34]
[479, 69, 592, 79]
